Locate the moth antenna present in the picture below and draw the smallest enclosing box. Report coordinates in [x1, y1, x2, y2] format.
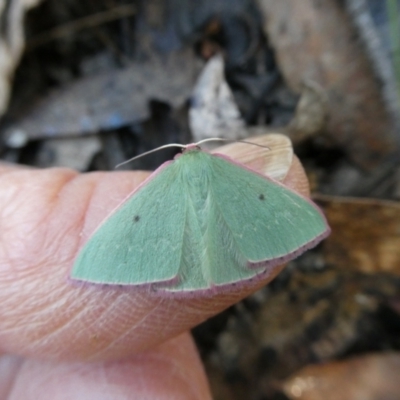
[115, 138, 271, 169]
[115, 143, 187, 169]
[195, 138, 233, 146]
[196, 137, 271, 151]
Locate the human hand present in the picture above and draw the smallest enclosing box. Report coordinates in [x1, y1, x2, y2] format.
[0, 136, 309, 398]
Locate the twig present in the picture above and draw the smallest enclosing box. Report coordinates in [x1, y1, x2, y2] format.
[27, 4, 136, 50]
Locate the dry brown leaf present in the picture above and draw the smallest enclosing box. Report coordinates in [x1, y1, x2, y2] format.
[283, 352, 400, 400]
[256, 0, 399, 169]
[316, 195, 400, 275]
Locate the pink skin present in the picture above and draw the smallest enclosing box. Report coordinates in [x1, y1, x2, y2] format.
[0, 145, 322, 399]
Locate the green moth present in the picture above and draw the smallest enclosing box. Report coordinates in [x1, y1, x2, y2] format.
[71, 144, 330, 294]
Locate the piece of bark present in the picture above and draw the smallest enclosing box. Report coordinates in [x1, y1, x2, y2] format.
[0, 0, 43, 114]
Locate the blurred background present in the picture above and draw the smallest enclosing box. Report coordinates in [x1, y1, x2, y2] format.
[1, 1, 400, 399]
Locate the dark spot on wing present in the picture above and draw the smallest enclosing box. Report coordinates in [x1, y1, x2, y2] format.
[259, 194, 265, 200]
[133, 215, 140, 222]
